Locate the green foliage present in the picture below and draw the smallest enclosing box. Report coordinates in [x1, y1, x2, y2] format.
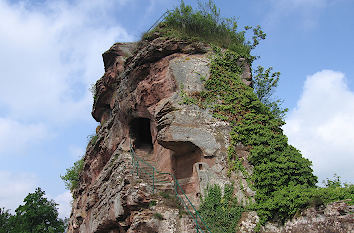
[216, 57, 351, 224]
[323, 173, 342, 188]
[256, 180, 354, 225]
[145, 0, 265, 59]
[153, 212, 164, 220]
[0, 207, 12, 233]
[187, 47, 319, 224]
[60, 157, 84, 193]
[253, 66, 287, 120]
[314, 182, 354, 205]
[87, 134, 98, 147]
[179, 83, 198, 105]
[0, 188, 65, 233]
[61, 132, 97, 195]
[199, 184, 244, 233]
[149, 200, 157, 208]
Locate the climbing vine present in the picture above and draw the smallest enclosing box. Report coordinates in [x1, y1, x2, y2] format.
[200, 47, 320, 224]
[189, 45, 353, 225]
[149, 0, 323, 225]
[199, 184, 244, 233]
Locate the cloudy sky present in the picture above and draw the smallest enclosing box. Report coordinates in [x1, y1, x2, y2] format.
[0, 0, 353, 219]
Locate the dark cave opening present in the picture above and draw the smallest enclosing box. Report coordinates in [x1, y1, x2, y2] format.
[129, 118, 153, 150]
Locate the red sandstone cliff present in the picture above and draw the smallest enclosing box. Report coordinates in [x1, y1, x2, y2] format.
[67, 36, 353, 233]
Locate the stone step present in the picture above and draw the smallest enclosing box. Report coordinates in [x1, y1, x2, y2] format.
[136, 166, 171, 180]
[137, 173, 172, 183]
[133, 152, 175, 191]
[131, 152, 209, 232]
[137, 177, 174, 191]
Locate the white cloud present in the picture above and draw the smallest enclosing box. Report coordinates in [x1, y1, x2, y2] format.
[284, 70, 354, 184]
[0, 0, 134, 154]
[0, 171, 38, 212]
[0, 0, 133, 123]
[0, 118, 49, 154]
[54, 190, 73, 219]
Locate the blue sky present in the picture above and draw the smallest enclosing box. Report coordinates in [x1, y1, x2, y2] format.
[0, 0, 353, 219]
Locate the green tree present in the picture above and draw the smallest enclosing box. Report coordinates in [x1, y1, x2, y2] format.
[9, 187, 65, 233]
[0, 208, 12, 233]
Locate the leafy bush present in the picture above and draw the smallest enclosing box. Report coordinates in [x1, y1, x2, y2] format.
[145, 0, 265, 59]
[256, 180, 354, 224]
[61, 133, 97, 195]
[199, 184, 244, 233]
[60, 157, 84, 193]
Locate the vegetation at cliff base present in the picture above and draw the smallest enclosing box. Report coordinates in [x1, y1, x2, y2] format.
[257, 177, 353, 224]
[199, 184, 244, 233]
[0, 188, 66, 233]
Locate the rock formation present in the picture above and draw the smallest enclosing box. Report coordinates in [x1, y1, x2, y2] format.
[239, 201, 354, 233]
[67, 36, 353, 233]
[68, 37, 236, 233]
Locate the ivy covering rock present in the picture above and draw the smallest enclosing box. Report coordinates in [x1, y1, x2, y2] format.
[151, 0, 353, 227]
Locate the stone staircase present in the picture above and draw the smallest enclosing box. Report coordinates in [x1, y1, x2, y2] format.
[130, 145, 212, 233]
[133, 147, 174, 192]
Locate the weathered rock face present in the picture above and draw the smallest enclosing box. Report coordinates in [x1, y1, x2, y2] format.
[68, 36, 353, 233]
[239, 201, 354, 233]
[68, 37, 247, 232]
